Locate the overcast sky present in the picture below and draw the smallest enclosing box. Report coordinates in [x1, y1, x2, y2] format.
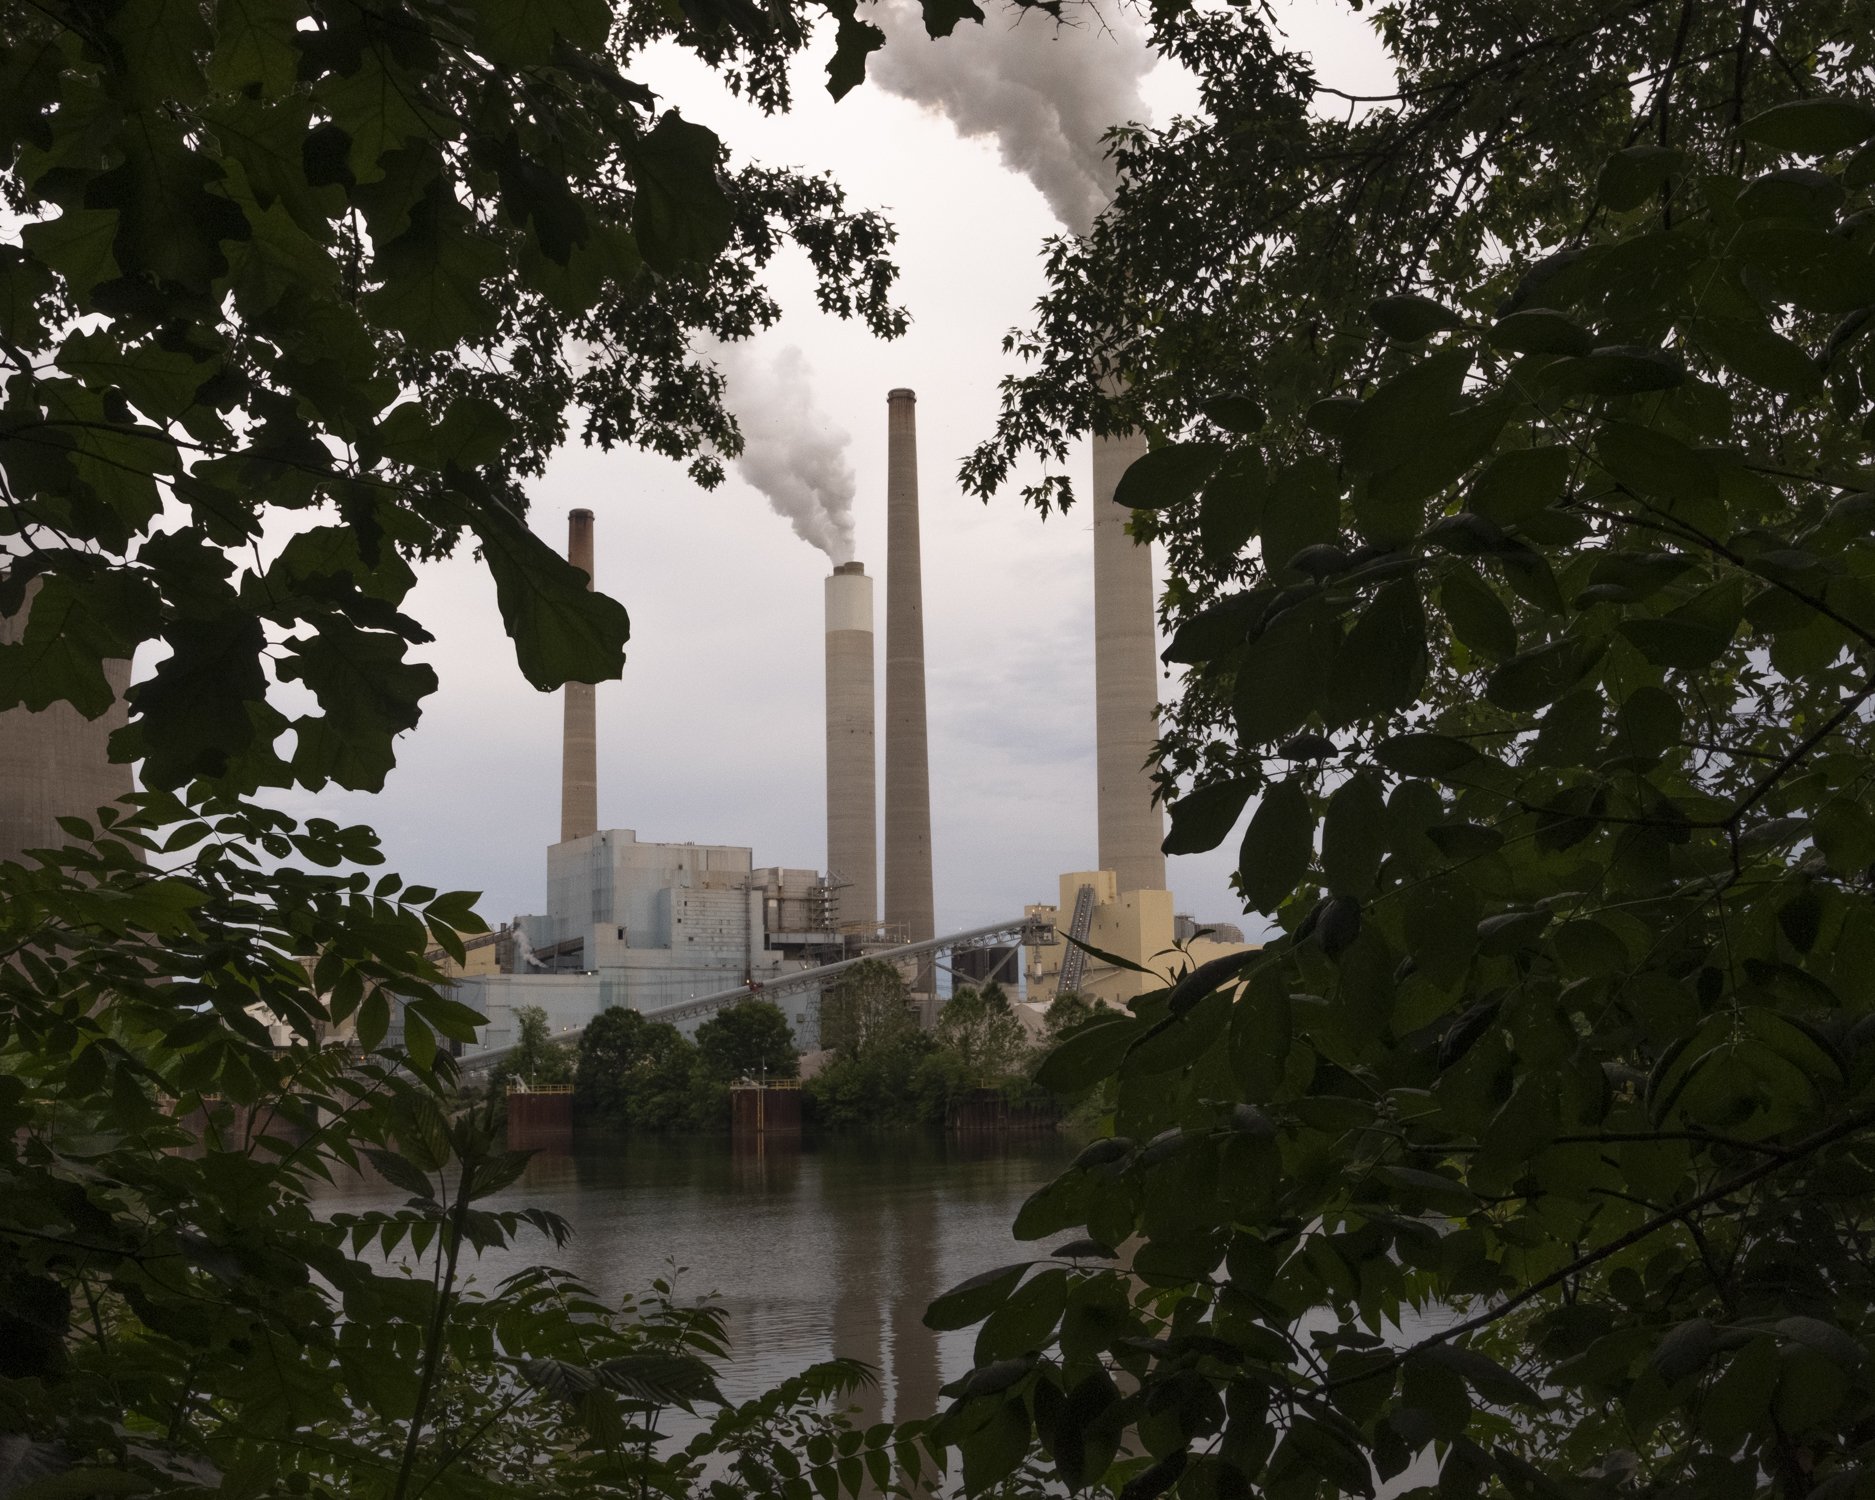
[279, 0, 1394, 941]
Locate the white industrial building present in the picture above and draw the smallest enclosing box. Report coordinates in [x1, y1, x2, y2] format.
[453, 830, 845, 1053]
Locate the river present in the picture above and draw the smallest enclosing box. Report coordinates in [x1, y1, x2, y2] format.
[313, 1131, 1075, 1428]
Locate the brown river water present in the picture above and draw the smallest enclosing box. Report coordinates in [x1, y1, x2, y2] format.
[312, 1131, 1076, 1428]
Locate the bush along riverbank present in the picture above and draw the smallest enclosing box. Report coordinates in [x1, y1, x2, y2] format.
[490, 964, 1104, 1135]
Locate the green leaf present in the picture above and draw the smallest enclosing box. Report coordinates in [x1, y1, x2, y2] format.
[975, 1267, 1069, 1362]
[1341, 348, 1472, 473]
[19, 209, 122, 306]
[1114, 443, 1226, 511]
[1485, 635, 1607, 712]
[1201, 396, 1266, 433]
[1036, 1015, 1142, 1093]
[1440, 562, 1517, 661]
[1198, 450, 1266, 564]
[631, 113, 734, 272]
[1687, 315, 1824, 396]
[1322, 579, 1427, 722]
[1488, 308, 1595, 357]
[1539, 345, 1685, 396]
[470, 0, 611, 67]
[825, 14, 885, 100]
[1320, 771, 1385, 897]
[1740, 97, 1875, 156]
[1233, 598, 1339, 745]
[1375, 733, 1479, 777]
[1727, 221, 1875, 314]
[1369, 294, 1465, 341]
[1597, 144, 1686, 211]
[925, 1262, 1033, 1332]
[471, 500, 630, 691]
[1239, 778, 1314, 915]
[1466, 447, 1572, 526]
[1163, 780, 1255, 856]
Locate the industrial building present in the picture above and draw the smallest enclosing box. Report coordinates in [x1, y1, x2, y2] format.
[449, 834, 847, 1051]
[0, 577, 135, 866]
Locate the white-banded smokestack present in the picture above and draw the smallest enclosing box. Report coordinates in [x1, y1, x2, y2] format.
[826, 562, 877, 929]
[884, 390, 936, 972]
[0, 577, 136, 864]
[560, 509, 598, 844]
[1092, 433, 1167, 893]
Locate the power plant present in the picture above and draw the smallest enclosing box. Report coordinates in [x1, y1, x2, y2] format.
[883, 389, 936, 968]
[561, 508, 600, 844]
[1, 386, 1253, 1060]
[1091, 431, 1167, 897]
[825, 561, 877, 931]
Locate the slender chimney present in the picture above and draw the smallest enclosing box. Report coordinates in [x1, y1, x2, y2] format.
[1092, 433, 1167, 893]
[825, 562, 877, 930]
[883, 390, 936, 974]
[0, 577, 136, 864]
[560, 509, 598, 844]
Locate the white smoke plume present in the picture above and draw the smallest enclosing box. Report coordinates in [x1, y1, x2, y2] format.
[867, 0, 1155, 234]
[718, 343, 858, 563]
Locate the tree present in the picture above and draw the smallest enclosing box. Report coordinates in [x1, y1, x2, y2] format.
[573, 1004, 700, 1131]
[932, 4, 1875, 1497]
[818, 958, 918, 1058]
[933, 983, 1029, 1086]
[694, 1000, 799, 1082]
[0, 0, 940, 796]
[495, 1003, 575, 1088]
[1041, 990, 1096, 1037]
[0, 0, 994, 1490]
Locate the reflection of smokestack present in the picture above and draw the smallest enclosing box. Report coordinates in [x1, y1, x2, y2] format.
[560, 509, 598, 844]
[0, 578, 135, 864]
[826, 562, 877, 929]
[1093, 434, 1167, 893]
[883, 391, 935, 973]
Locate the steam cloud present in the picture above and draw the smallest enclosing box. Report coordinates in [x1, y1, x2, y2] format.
[719, 343, 858, 563]
[867, 0, 1155, 234]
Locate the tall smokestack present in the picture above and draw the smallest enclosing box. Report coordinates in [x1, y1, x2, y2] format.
[0, 578, 135, 865]
[560, 509, 598, 844]
[1092, 433, 1167, 893]
[825, 562, 877, 930]
[883, 390, 936, 973]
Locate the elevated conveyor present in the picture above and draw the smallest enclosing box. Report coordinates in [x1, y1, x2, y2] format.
[455, 915, 1058, 1074]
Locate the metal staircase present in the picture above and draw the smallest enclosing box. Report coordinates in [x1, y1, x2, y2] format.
[1055, 883, 1097, 995]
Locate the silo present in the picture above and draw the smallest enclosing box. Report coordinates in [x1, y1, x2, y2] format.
[560, 508, 599, 844]
[825, 562, 877, 930]
[883, 389, 936, 971]
[0, 577, 136, 864]
[1092, 432, 1167, 894]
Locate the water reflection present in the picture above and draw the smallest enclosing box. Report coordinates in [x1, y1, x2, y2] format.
[312, 1131, 1071, 1420]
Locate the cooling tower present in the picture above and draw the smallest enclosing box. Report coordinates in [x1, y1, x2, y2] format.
[560, 508, 599, 844]
[825, 562, 877, 930]
[1092, 432, 1167, 893]
[883, 390, 936, 973]
[0, 577, 136, 865]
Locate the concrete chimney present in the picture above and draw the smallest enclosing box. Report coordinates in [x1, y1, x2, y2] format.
[825, 562, 877, 930]
[1092, 432, 1167, 893]
[560, 509, 598, 844]
[0, 577, 136, 864]
[883, 389, 936, 973]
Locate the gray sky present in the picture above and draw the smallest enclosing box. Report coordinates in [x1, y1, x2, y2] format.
[280, 1, 1393, 940]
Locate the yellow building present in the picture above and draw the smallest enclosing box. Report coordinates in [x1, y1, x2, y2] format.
[1023, 871, 1257, 1010]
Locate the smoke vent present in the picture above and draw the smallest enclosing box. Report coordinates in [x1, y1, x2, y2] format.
[0, 577, 135, 864]
[883, 390, 936, 976]
[560, 509, 599, 844]
[825, 561, 877, 930]
[1092, 433, 1167, 893]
